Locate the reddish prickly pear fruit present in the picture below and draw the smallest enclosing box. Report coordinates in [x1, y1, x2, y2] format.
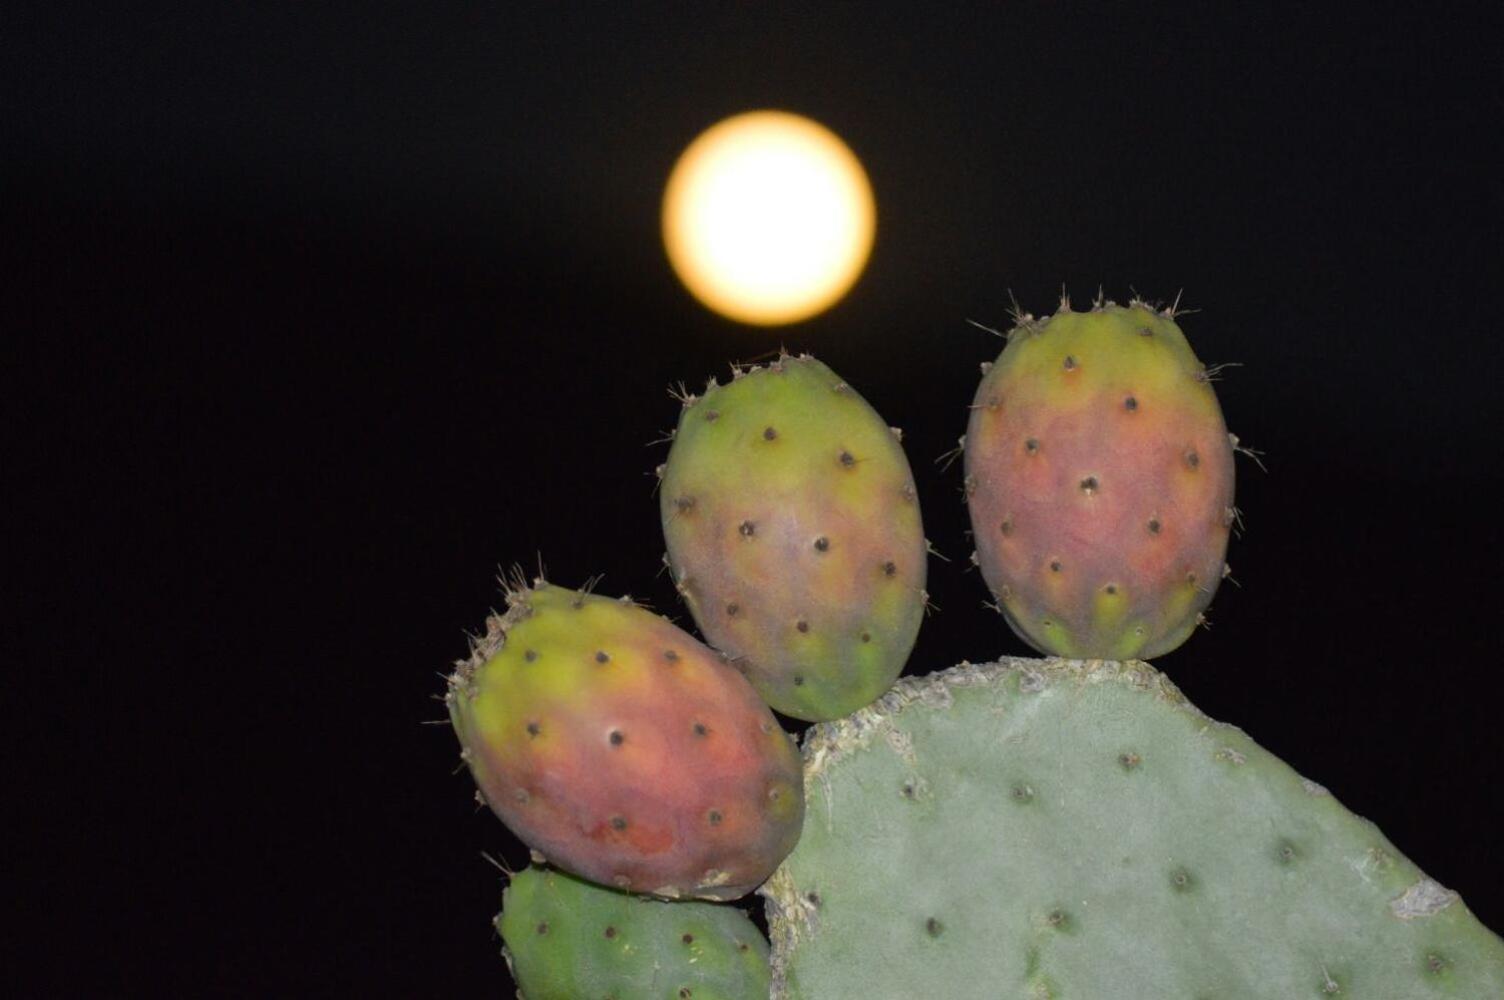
[964, 297, 1236, 660]
[446, 576, 804, 901]
[659, 354, 927, 722]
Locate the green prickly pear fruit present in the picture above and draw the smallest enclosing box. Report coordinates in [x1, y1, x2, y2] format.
[964, 297, 1235, 659]
[764, 658, 1504, 997]
[659, 354, 926, 721]
[447, 577, 803, 901]
[497, 866, 771, 1000]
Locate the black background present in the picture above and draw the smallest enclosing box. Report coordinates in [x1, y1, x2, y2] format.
[10, 3, 1502, 994]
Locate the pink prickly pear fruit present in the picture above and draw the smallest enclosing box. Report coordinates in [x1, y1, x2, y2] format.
[446, 577, 804, 901]
[659, 354, 927, 722]
[964, 298, 1236, 660]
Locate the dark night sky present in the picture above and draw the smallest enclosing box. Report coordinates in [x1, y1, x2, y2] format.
[9, 3, 1503, 994]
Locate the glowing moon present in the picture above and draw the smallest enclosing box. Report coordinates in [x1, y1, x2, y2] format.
[662, 110, 876, 326]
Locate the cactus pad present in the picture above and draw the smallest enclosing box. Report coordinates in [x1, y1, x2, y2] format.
[763, 659, 1504, 997]
[498, 866, 771, 1000]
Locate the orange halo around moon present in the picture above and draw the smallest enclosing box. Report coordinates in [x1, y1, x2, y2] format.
[662, 110, 876, 326]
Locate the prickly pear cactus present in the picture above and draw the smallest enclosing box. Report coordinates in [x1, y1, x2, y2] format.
[659, 354, 927, 722]
[965, 297, 1236, 659]
[763, 659, 1504, 998]
[498, 866, 771, 1000]
[447, 577, 804, 900]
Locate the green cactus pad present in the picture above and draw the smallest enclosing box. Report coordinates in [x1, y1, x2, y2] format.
[763, 659, 1504, 998]
[498, 866, 771, 1000]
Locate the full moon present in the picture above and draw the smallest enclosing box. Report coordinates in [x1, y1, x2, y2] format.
[662, 110, 876, 326]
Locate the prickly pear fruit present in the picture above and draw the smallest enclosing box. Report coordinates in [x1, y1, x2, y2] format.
[447, 577, 804, 900]
[659, 354, 926, 722]
[498, 865, 772, 1000]
[964, 298, 1235, 659]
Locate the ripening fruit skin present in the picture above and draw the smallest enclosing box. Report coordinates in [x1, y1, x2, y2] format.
[659, 354, 927, 721]
[446, 578, 804, 901]
[964, 299, 1236, 660]
[497, 865, 771, 1000]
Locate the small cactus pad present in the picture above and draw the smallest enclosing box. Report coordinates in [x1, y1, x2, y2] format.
[660, 355, 926, 721]
[447, 579, 803, 900]
[763, 659, 1504, 997]
[965, 300, 1235, 659]
[498, 866, 771, 1000]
